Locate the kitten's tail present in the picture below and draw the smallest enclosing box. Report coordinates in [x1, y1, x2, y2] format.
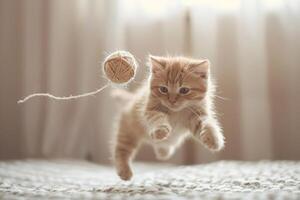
[110, 88, 133, 104]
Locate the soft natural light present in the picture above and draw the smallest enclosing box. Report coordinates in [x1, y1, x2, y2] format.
[123, 0, 286, 18]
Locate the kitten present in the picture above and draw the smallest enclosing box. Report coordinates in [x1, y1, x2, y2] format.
[111, 56, 224, 181]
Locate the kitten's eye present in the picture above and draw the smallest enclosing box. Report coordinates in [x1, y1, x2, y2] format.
[159, 86, 168, 94]
[200, 73, 207, 79]
[179, 87, 190, 95]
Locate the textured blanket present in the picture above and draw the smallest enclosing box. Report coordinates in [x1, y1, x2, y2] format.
[0, 160, 299, 199]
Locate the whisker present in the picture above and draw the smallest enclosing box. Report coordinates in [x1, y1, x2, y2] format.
[214, 95, 230, 101]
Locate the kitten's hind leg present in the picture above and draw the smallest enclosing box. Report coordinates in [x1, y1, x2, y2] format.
[154, 145, 175, 160]
[114, 132, 139, 181]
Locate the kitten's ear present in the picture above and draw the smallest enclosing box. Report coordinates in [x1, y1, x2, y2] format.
[149, 55, 166, 74]
[188, 59, 210, 78]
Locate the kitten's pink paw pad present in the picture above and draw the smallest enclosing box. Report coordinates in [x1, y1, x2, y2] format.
[200, 131, 224, 151]
[151, 127, 170, 141]
[117, 168, 133, 181]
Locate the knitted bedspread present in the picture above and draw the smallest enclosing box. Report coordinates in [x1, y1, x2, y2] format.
[0, 160, 299, 199]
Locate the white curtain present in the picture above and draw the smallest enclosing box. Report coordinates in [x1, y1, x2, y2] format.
[0, 0, 299, 164]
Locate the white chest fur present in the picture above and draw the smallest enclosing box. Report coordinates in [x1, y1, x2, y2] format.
[161, 110, 190, 146]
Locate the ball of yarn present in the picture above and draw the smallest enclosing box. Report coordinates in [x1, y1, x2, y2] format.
[18, 50, 138, 103]
[103, 51, 137, 84]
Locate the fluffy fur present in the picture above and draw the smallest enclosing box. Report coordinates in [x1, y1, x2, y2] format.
[112, 56, 224, 181]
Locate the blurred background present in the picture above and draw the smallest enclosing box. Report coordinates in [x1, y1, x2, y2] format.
[0, 0, 299, 164]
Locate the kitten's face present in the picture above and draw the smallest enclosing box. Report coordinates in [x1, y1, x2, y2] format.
[149, 56, 210, 112]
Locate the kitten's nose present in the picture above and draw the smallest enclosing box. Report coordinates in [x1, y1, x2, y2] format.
[169, 96, 177, 104]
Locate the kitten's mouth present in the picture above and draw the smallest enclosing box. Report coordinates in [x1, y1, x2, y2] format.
[164, 102, 183, 112]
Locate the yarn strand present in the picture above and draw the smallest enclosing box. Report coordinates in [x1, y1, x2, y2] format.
[17, 83, 109, 104]
[18, 50, 137, 104]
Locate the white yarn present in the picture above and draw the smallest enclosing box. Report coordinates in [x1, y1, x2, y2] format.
[17, 84, 109, 104]
[17, 50, 137, 104]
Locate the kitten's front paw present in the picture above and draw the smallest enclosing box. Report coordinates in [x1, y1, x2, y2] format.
[151, 126, 170, 141]
[199, 129, 224, 151]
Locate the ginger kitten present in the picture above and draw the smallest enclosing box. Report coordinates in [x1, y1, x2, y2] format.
[112, 56, 224, 181]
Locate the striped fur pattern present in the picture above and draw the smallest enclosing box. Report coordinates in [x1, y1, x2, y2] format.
[112, 56, 224, 181]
